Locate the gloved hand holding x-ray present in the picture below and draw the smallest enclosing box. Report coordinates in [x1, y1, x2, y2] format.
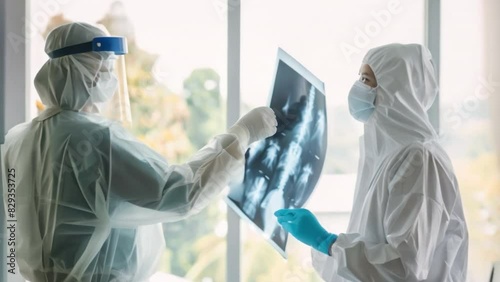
[228, 106, 278, 150]
[274, 209, 337, 255]
[227, 48, 328, 257]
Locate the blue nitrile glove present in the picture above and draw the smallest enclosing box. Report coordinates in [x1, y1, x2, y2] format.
[275, 208, 337, 255]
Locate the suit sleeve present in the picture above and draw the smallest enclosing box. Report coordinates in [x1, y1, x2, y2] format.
[104, 125, 247, 226]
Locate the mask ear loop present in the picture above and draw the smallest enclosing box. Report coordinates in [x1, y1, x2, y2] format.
[368, 63, 379, 90]
[365, 63, 379, 107]
[69, 53, 107, 114]
[93, 54, 117, 90]
[70, 53, 105, 90]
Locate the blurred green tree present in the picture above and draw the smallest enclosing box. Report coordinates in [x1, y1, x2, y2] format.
[184, 68, 225, 149]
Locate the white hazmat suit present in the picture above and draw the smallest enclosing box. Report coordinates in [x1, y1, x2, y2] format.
[1, 22, 276, 282]
[311, 44, 468, 281]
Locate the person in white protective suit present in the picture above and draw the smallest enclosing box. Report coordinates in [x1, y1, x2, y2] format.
[275, 43, 468, 281]
[1, 22, 277, 282]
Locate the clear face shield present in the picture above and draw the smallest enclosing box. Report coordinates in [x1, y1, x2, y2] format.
[48, 36, 132, 126]
[95, 53, 132, 126]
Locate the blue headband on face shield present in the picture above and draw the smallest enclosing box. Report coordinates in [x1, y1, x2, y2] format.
[48, 37, 128, 59]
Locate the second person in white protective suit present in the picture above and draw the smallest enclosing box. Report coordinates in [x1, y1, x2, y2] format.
[275, 43, 468, 281]
[1, 22, 277, 282]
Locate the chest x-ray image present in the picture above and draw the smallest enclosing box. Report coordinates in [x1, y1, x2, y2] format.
[227, 48, 327, 257]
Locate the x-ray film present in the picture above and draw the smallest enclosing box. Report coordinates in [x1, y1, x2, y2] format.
[226, 48, 327, 258]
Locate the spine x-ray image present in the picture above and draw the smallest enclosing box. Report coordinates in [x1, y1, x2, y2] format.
[227, 48, 327, 258]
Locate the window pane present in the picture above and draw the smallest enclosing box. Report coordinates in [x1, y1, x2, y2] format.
[241, 0, 424, 280]
[28, 1, 227, 281]
[441, 0, 499, 280]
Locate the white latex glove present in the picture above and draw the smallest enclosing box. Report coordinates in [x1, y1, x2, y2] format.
[228, 106, 278, 150]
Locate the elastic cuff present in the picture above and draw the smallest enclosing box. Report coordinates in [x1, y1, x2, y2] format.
[227, 124, 250, 151]
[316, 233, 338, 256]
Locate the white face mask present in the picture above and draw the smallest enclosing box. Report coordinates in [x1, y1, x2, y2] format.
[89, 71, 118, 103]
[348, 80, 377, 123]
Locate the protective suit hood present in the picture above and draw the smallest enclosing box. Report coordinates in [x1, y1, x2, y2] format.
[362, 43, 439, 158]
[34, 22, 113, 112]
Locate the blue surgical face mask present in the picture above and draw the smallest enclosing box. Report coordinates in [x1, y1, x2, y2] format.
[348, 80, 377, 123]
